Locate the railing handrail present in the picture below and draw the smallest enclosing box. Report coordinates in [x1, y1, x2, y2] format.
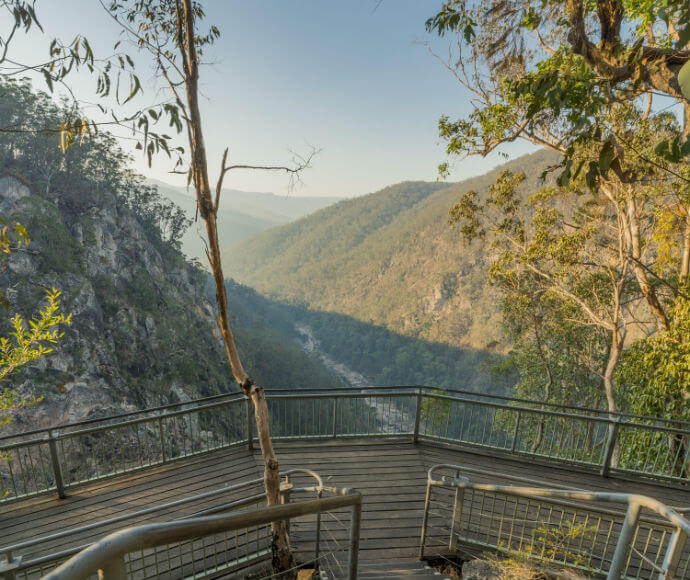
[421, 464, 690, 580]
[426, 464, 690, 533]
[3, 385, 688, 445]
[41, 490, 363, 580]
[0, 392, 245, 442]
[4, 388, 686, 455]
[264, 385, 690, 427]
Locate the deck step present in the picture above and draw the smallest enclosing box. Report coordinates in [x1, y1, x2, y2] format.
[355, 560, 451, 579]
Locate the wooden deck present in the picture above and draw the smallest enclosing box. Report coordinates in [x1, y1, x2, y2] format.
[2, 439, 690, 576]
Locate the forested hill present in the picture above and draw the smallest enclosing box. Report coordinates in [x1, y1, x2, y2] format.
[0, 80, 344, 431]
[153, 179, 342, 262]
[223, 149, 560, 352]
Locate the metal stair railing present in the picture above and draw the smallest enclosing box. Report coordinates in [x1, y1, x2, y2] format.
[419, 464, 690, 580]
[40, 489, 362, 580]
[0, 470, 360, 580]
[2, 386, 689, 503]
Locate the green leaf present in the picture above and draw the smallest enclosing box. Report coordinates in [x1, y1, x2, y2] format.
[679, 60, 690, 101]
[598, 140, 615, 175]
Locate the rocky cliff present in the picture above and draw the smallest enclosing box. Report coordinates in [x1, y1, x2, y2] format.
[0, 174, 234, 430]
[0, 174, 343, 433]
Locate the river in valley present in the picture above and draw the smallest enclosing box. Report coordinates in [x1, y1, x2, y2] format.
[294, 323, 414, 431]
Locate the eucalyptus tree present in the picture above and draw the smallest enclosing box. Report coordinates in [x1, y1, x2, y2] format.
[427, 1, 690, 414]
[1, 1, 311, 571]
[450, 165, 640, 421]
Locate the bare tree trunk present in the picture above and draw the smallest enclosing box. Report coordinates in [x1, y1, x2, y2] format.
[603, 326, 624, 466]
[530, 327, 552, 454]
[624, 196, 670, 331]
[681, 212, 690, 280]
[176, 1, 295, 574]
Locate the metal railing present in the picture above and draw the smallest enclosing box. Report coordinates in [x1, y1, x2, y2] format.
[2, 386, 689, 503]
[40, 488, 362, 580]
[0, 396, 247, 501]
[420, 464, 690, 580]
[0, 469, 362, 580]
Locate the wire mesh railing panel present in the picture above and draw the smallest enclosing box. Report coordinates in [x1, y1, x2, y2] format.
[265, 393, 416, 440]
[161, 400, 246, 462]
[122, 501, 271, 580]
[0, 439, 56, 500]
[267, 396, 336, 440]
[334, 393, 415, 437]
[13, 561, 99, 580]
[0, 398, 247, 502]
[422, 467, 690, 580]
[418, 394, 609, 468]
[616, 422, 690, 483]
[419, 395, 511, 450]
[56, 420, 162, 487]
[510, 410, 608, 467]
[456, 488, 624, 575]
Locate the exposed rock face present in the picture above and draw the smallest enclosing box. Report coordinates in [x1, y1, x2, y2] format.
[0, 176, 232, 432]
[461, 560, 501, 580]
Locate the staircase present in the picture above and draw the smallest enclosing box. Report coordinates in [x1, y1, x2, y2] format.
[355, 561, 451, 580]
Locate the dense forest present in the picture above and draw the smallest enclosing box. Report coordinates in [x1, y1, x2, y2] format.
[226, 280, 513, 394]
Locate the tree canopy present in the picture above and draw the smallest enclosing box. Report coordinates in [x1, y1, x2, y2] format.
[429, 0, 690, 428]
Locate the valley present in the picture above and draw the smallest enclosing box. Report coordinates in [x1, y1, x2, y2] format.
[223, 149, 559, 353]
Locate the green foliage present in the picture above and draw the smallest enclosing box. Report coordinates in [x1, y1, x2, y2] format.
[0, 288, 71, 427]
[487, 520, 598, 578]
[617, 297, 690, 421]
[0, 78, 192, 253]
[426, 0, 690, 174]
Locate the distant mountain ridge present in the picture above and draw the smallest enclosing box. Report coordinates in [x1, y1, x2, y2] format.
[223, 149, 560, 352]
[151, 179, 342, 262]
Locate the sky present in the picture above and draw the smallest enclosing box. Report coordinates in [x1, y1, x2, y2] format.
[8, 1, 535, 198]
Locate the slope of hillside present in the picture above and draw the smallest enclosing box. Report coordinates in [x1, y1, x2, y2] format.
[0, 80, 346, 430]
[224, 149, 559, 352]
[152, 180, 342, 261]
[0, 174, 346, 431]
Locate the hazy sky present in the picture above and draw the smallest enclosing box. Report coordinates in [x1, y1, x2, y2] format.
[10, 1, 535, 198]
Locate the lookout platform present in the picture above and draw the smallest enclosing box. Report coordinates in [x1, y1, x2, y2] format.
[1, 387, 690, 579]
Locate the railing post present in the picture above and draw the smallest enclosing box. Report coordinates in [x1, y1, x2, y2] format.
[280, 477, 292, 536]
[157, 417, 167, 464]
[347, 500, 362, 580]
[98, 555, 127, 580]
[419, 482, 432, 559]
[658, 528, 687, 580]
[413, 388, 423, 444]
[511, 410, 522, 453]
[607, 501, 641, 580]
[0, 550, 19, 580]
[47, 430, 66, 499]
[314, 488, 323, 571]
[449, 471, 465, 551]
[601, 417, 621, 477]
[246, 398, 254, 451]
[332, 397, 338, 439]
